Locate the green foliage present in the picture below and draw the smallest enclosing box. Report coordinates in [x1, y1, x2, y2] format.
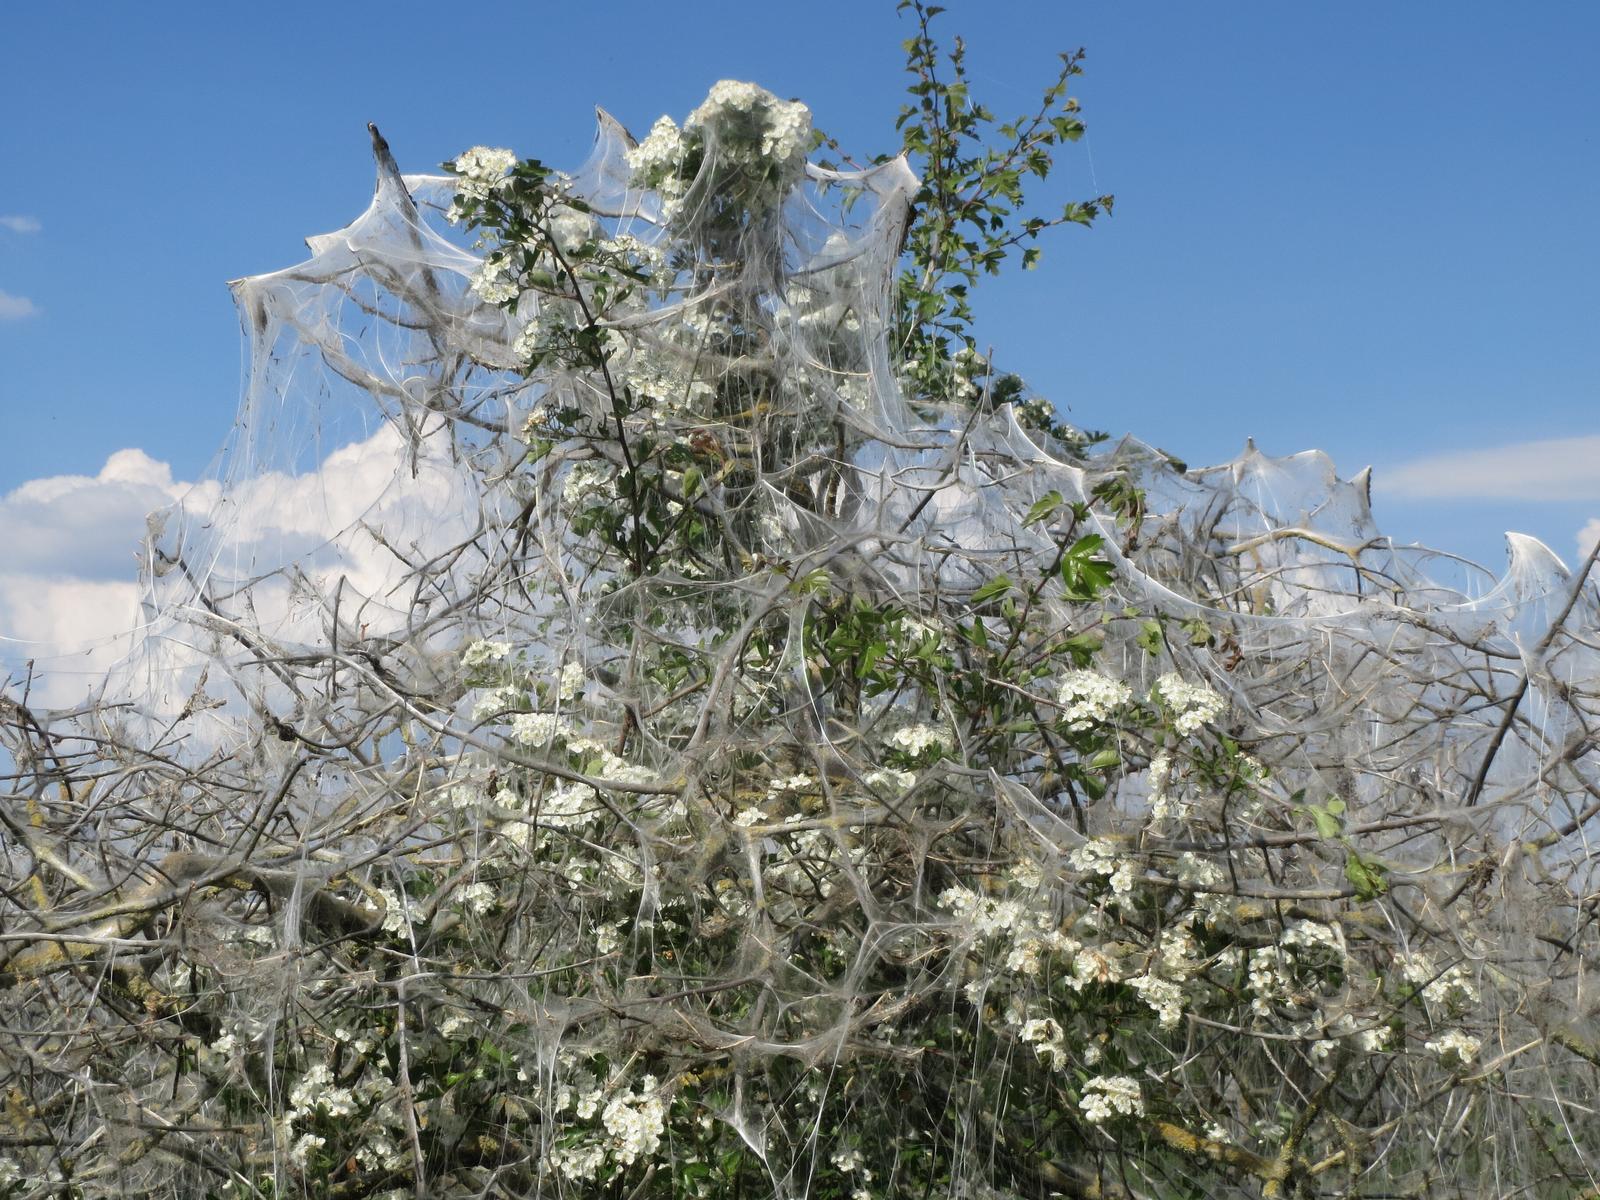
[891, 0, 1112, 448]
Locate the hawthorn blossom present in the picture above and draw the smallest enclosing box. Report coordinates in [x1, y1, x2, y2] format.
[1080, 1075, 1144, 1124]
[602, 1076, 666, 1166]
[1129, 973, 1185, 1029]
[1056, 669, 1132, 729]
[462, 639, 512, 669]
[509, 711, 562, 746]
[1019, 1017, 1069, 1068]
[886, 722, 951, 757]
[450, 146, 517, 204]
[1152, 673, 1226, 736]
[1426, 1029, 1481, 1066]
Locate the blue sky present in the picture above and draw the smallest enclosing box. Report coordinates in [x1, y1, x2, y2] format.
[1, 0, 1597, 573]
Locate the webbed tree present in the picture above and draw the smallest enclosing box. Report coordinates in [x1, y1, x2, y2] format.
[3, 12, 1599, 1200]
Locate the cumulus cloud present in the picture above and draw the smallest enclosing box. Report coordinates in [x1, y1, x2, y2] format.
[2, 449, 186, 578]
[1579, 518, 1600, 562]
[0, 427, 473, 708]
[1377, 434, 1600, 502]
[0, 215, 41, 234]
[0, 289, 38, 320]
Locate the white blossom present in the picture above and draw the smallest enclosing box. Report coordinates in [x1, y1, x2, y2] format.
[766, 773, 814, 800]
[510, 711, 563, 746]
[1426, 1029, 1481, 1066]
[1130, 973, 1185, 1029]
[1080, 1075, 1144, 1124]
[288, 1063, 356, 1121]
[1056, 670, 1132, 729]
[885, 722, 951, 757]
[470, 685, 524, 723]
[864, 768, 916, 793]
[456, 881, 497, 915]
[450, 146, 517, 205]
[831, 1147, 865, 1174]
[601, 1075, 666, 1166]
[551, 1140, 606, 1181]
[1399, 953, 1480, 1007]
[626, 116, 686, 181]
[559, 660, 585, 701]
[1019, 1017, 1068, 1068]
[1152, 673, 1226, 736]
[289, 1132, 326, 1168]
[468, 255, 519, 304]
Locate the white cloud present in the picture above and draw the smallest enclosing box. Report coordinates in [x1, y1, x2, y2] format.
[1, 449, 184, 578]
[0, 427, 475, 709]
[1377, 434, 1600, 502]
[0, 289, 38, 320]
[1579, 518, 1600, 562]
[0, 215, 41, 234]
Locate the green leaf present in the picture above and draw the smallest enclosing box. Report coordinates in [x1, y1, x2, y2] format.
[970, 575, 1014, 605]
[1135, 620, 1163, 656]
[1307, 803, 1343, 840]
[1023, 490, 1064, 527]
[1345, 850, 1388, 901]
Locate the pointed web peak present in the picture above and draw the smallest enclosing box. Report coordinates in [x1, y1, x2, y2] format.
[367, 122, 414, 206]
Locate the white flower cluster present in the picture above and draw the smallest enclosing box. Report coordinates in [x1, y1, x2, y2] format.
[594, 922, 624, 955]
[1056, 669, 1132, 730]
[1072, 945, 1123, 987]
[626, 115, 686, 184]
[1247, 947, 1292, 1017]
[455, 881, 497, 915]
[546, 1072, 664, 1180]
[536, 782, 603, 830]
[938, 886, 1080, 981]
[469, 254, 519, 305]
[885, 722, 952, 758]
[1146, 750, 1182, 820]
[1282, 918, 1346, 963]
[462, 639, 512, 669]
[559, 660, 585, 702]
[289, 1132, 325, 1168]
[1175, 852, 1223, 889]
[470, 684, 524, 723]
[288, 1063, 357, 1122]
[562, 460, 617, 509]
[1157, 925, 1200, 976]
[610, 337, 718, 416]
[1068, 838, 1137, 902]
[687, 80, 812, 174]
[1019, 1016, 1069, 1068]
[1152, 673, 1226, 736]
[766, 773, 815, 801]
[510, 711, 564, 746]
[1399, 953, 1480, 1007]
[1425, 1029, 1481, 1066]
[863, 767, 916, 794]
[601, 1076, 666, 1166]
[831, 1147, 871, 1180]
[1129, 973, 1185, 1029]
[450, 146, 517, 205]
[626, 81, 812, 221]
[512, 300, 579, 364]
[1079, 1075, 1144, 1124]
[374, 886, 419, 937]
